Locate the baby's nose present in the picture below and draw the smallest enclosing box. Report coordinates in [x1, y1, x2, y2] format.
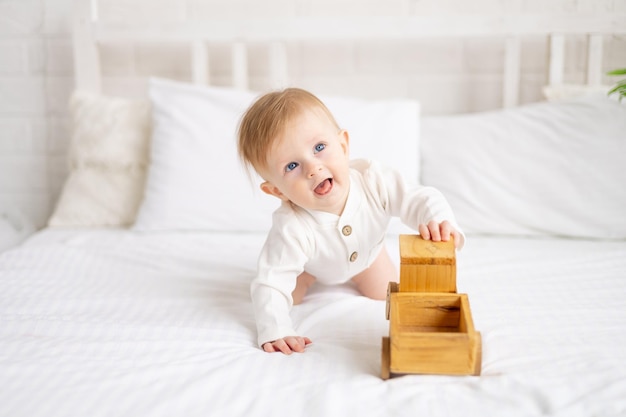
[307, 164, 323, 178]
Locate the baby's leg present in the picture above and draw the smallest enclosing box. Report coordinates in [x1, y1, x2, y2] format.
[292, 272, 316, 305]
[351, 247, 398, 300]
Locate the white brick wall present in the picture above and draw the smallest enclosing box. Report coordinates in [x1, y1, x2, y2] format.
[1, 0, 625, 232]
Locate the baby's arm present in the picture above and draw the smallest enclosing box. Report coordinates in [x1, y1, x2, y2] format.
[262, 336, 312, 354]
[366, 160, 465, 249]
[253, 212, 314, 353]
[418, 219, 463, 248]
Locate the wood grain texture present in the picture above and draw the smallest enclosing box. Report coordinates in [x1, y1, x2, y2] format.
[387, 292, 481, 376]
[399, 235, 456, 292]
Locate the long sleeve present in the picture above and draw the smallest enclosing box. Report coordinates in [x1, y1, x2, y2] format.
[360, 160, 466, 249]
[250, 206, 313, 347]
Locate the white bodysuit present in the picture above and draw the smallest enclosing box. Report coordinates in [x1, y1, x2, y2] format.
[251, 159, 464, 347]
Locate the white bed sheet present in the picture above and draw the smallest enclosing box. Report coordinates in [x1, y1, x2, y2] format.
[1, 229, 625, 417]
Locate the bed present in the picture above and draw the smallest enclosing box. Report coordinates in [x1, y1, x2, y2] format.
[1, 2, 626, 416]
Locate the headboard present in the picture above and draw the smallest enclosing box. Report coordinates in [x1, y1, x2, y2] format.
[72, 0, 625, 113]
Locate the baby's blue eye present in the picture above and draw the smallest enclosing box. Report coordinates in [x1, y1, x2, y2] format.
[314, 143, 326, 153]
[285, 162, 299, 172]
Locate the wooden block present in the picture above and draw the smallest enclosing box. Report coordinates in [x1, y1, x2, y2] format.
[387, 292, 481, 376]
[381, 337, 391, 380]
[385, 281, 399, 320]
[399, 234, 456, 293]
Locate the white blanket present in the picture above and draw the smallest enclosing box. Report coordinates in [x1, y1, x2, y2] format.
[1, 230, 625, 417]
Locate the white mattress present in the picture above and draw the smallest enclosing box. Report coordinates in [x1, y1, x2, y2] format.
[1, 229, 625, 416]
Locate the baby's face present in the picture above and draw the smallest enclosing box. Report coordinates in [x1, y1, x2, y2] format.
[259, 109, 351, 216]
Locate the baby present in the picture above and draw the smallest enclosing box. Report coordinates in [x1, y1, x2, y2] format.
[238, 88, 464, 354]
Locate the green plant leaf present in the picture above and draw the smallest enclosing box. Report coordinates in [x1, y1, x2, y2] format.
[607, 68, 626, 76]
[607, 81, 626, 102]
[607, 79, 626, 93]
[606, 68, 626, 102]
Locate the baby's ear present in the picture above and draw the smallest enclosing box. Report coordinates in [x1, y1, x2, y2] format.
[260, 181, 288, 201]
[339, 129, 350, 155]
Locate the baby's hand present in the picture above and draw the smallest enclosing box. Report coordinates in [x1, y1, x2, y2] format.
[418, 220, 463, 248]
[262, 336, 312, 354]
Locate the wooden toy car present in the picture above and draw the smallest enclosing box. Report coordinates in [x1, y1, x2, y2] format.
[381, 235, 482, 379]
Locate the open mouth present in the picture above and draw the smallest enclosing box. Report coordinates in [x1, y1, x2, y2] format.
[314, 178, 333, 196]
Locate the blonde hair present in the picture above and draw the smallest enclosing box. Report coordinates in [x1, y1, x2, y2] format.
[237, 88, 340, 175]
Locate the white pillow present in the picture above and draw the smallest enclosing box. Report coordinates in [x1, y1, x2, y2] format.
[48, 91, 152, 227]
[0, 206, 36, 252]
[133, 78, 420, 233]
[421, 94, 626, 239]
